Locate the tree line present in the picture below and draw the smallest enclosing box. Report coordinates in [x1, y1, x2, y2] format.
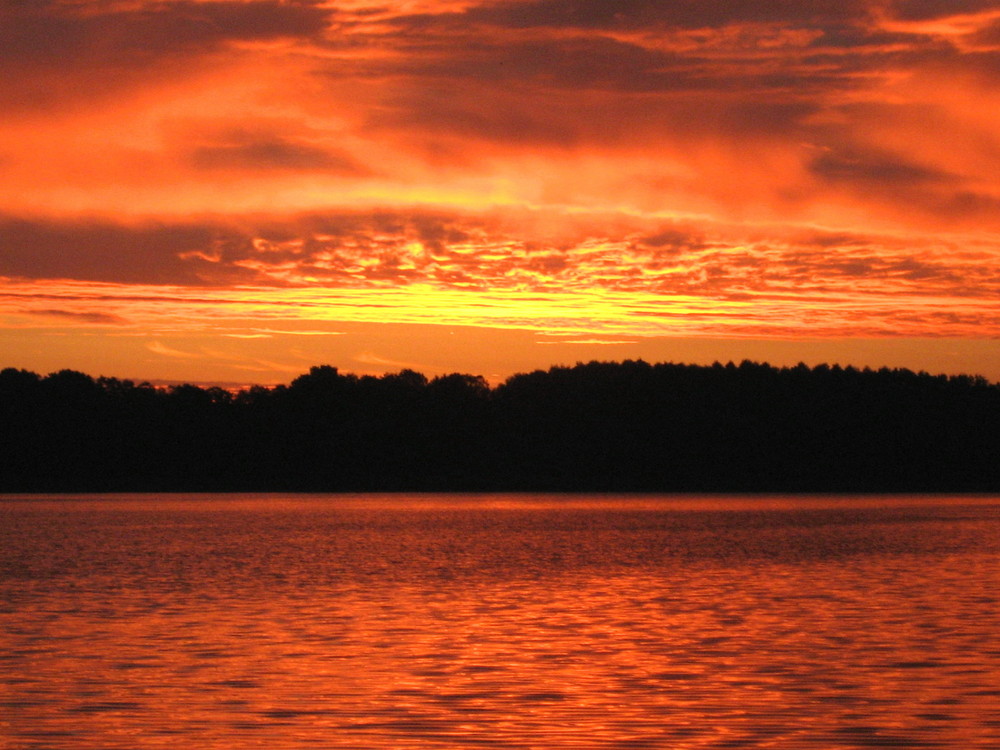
[2, 360, 999, 492]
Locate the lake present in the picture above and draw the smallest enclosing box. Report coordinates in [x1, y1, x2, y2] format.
[2, 494, 999, 748]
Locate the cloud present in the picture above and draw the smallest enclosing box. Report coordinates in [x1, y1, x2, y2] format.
[0, 0, 334, 111]
[1, 0, 999, 355]
[0, 216, 265, 286]
[147, 340, 202, 359]
[190, 136, 364, 174]
[4, 0, 995, 230]
[0, 1, 332, 68]
[21, 309, 128, 325]
[886, 1, 1000, 22]
[3, 207, 997, 309]
[0, 217, 213, 284]
[221, 328, 347, 338]
[401, 0, 869, 32]
[808, 146, 956, 186]
[536, 337, 638, 345]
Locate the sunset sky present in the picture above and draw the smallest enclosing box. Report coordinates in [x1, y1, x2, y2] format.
[2, 0, 1000, 385]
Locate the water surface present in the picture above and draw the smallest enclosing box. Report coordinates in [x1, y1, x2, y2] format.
[2, 494, 999, 748]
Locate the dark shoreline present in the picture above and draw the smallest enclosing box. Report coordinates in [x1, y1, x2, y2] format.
[3, 359, 999, 493]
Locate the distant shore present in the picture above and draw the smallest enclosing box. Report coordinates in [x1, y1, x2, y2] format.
[2, 360, 998, 493]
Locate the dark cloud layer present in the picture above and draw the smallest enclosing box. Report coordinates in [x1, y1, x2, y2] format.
[25, 309, 128, 325]
[405, 0, 869, 32]
[385, 0, 993, 41]
[888, 0, 1000, 21]
[331, 0, 999, 207]
[0, 217, 222, 285]
[191, 138, 363, 173]
[1, 0, 331, 66]
[0, 0, 334, 110]
[809, 147, 956, 187]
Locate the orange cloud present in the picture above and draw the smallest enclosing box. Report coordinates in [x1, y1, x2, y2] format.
[1, 1, 999, 383]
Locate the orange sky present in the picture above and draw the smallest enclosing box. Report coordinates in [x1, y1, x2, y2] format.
[2, 0, 999, 385]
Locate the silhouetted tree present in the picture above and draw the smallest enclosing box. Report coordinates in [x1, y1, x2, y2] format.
[1, 360, 999, 492]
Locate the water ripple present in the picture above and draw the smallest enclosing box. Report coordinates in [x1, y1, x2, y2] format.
[2, 494, 999, 749]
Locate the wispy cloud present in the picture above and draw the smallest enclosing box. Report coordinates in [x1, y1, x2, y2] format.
[221, 328, 348, 338]
[22, 308, 127, 325]
[147, 340, 202, 359]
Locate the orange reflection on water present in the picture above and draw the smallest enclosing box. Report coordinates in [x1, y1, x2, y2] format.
[2, 496, 999, 748]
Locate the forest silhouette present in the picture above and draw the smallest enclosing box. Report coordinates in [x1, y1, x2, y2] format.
[2, 360, 998, 492]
